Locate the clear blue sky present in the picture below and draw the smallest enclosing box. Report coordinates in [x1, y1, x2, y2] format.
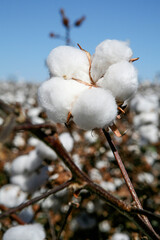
[0, 0, 160, 82]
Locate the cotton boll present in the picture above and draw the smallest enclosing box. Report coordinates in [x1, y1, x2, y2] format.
[91, 39, 133, 81]
[47, 46, 90, 83]
[3, 223, 46, 240]
[137, 172, 154, 184]
[13, 133, 25, 147]
[36, 141, 57, 160]
[72, 88, 117, 130]
[133, 112, 159, 127]
[10, 175, 28, 192]
[0, 184, 27, 208]
[139, 124, 159, 144]
[38, 77, 88, 123]
[98, 61, 138, 102]
[111, 233, 130, 240]
[59, 132, 74, 152]
[130, 93, 159, 113]
[11, 150, 43, 175]
[10, 155, 29, 175]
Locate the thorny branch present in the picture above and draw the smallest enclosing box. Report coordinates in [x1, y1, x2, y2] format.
[0, 101, 160, 239]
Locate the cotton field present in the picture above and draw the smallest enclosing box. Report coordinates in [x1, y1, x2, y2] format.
[0, 80, 160, 239]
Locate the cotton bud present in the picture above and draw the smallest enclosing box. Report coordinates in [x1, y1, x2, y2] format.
[91, 39, 133, 81]
[98, 61, 138, 102]
[38, 77, 88, 123]
[72, 87, 117, 130]
[47, 46, 90, 83]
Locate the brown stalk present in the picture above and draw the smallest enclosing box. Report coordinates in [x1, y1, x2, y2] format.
[102, 128, 154, 230]
[0, 180, 72, 219]
[21, 124, 160, 239]
[0, 204, 25, 225]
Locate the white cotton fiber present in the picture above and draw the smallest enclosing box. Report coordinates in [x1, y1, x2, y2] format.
[59, 132, 74, 152]
[47, 46, 90, 83]
[111, 232, 130, 240]
[0, 184, 27, 208]
[11, 150, 43, 175]
[130, 94, 159, 113]
[91, 39, 133, 81]
[98, 61, 138, 102]
[36, 141, 57, 160]
[38, 77, 88, 123]
[3, 223, 45, 240]
[72, 88, 117, 130]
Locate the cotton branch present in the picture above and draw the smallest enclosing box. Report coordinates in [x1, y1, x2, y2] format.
[0, 180, 72, 219]
[0, 121, 159, 239]
[0, 204, 26, 225]
[13, 123, 160, 239]
[102, 128, 152, 228]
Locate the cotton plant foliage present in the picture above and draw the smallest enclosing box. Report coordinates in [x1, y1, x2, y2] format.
[38, 39, 138, 130]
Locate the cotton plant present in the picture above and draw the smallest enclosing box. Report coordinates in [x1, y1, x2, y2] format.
[38, 39, 138, 133]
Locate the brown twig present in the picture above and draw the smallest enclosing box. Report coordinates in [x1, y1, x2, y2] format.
[0, 180, 72, 219]
[102, 128, 154, 230]
[0, 204, 26, 225]
[27, 124, 159, 239]
[131, 208, 160, 222]
[57, 204, 74, 240]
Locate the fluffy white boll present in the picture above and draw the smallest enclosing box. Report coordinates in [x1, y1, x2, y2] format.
[11, 150, 43, 175]
[59, 132, 74, 152]
[91, 39, 133, 81]
[47, 46, 90, 83]
[98, 61, 138, 102]
[36, 141, 57, 160]
[3, 223, 45, 240]
[38, 77, 88, 123]
[72, 88, 117, 130]
[0, 184, 27, 208]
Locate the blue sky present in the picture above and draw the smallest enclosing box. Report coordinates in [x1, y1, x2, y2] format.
[0, 0, 160, 82]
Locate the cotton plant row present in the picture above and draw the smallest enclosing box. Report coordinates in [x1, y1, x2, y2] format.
[38, 39, 138, 132]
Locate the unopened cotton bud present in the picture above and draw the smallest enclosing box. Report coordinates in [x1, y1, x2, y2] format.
[38, 77, 88, 123]
[91, 39, 133, 81]
[72, 87, 117, 130]
[98, 61, 138, 102]
[47, 46, 90, 83]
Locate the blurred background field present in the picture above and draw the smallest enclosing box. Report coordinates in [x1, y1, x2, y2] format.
[0, 80, 160, 239]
